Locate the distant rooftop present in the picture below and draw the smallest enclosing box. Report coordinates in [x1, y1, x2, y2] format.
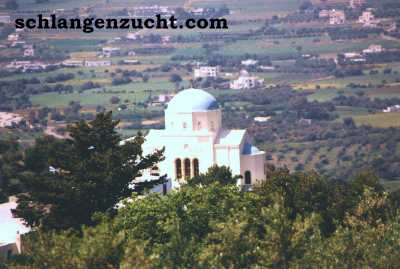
[0, 199, 30, 246]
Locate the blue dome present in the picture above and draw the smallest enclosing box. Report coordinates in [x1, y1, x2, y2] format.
[167, 88, 219, 113]
[242, 143, 261, 155]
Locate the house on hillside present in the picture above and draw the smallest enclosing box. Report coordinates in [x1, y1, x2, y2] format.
[193, 66, 220, 79]
[230, 70, 264, 90]
[329, 10, 346, 25]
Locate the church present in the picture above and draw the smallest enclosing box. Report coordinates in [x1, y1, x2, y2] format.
[126, 88, 266, 191]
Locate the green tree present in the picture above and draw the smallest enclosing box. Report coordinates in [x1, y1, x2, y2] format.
[0, 139, 24, 202]
[187, 165, 240, 187]
[13, 112, 165, 230]
[8, 170, 400, 269]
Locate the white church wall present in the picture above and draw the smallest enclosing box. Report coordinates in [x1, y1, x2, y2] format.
[214, 146, 241, 176]
[241, 153, 266, 184]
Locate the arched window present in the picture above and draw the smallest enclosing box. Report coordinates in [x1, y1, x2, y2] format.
[193, 159, 199, 177]
[210, 121, 215, 131]
[184, 158, 191, 179]
[175, 159, 182, 179]
[197, 121, 202, 130]
[244, 171, 252, 185]
[182, 122, 187, 129]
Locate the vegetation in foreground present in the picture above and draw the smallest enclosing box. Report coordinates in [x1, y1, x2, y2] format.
[5, 169, 400, 269]
[1, 113, 400, 268]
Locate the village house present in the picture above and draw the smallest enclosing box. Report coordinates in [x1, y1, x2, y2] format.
[62, 60, 84, 67]
[84, 60, 112, 67]
[7, 33, 19, 42]
[193, 66, 220, 79]
[22, 62, 48, 72]
[383, 105, 400, 113]
[126, 33, 139, 40]
[161, 35, 171, 44]
[158, 93, 175, 103]
[254, 116, 271, 123]
[5, 61, 31, 70]
[329, 10, 346, 25]
[260, 65, 275, 71]
[0, 112, 23, 128]
[189, 7, 205, 16]
[381, 21, 397, 33]
[241, 59, 258, 66]
[358, 9, 379, 27]
[363, 44, 384, 54]
[102, 47, 121, 58]
[5, 61, 46, 72]
[122, 59, 140, 65]
[230, 70, 264, 90]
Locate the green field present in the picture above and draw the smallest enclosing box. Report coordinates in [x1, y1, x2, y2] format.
[220, 36, 400, 57]
[353, 112, 400, 128]
[30, 79, 186, 108]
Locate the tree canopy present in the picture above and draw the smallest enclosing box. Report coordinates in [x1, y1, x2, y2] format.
[12, 112, 165, 230]
[6, 168, 400, 268]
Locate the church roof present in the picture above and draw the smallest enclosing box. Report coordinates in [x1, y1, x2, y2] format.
[242, 143, 261, 155]
[166, 88, 219, 113]
[215, 130, 246, 146]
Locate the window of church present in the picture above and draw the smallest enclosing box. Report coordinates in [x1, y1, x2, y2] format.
[244, 171, 251, 185]
[193, 159, 199, 177]
[183, 122, 187, 129]
[210, 121, 215, 131]
[184, 158, 191, 179]
[197, 121, 202, 130]
[175, 159, 182, 179]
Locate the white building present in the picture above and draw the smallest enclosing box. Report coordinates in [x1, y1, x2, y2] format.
[363, 44, 384, 54]
[125, 88, 266, 190]
[193, 66, 220, 79]
[241, 59, 258, 66]
[158, 93, 175, 103]
[0, 197, 30, 260]
[383, 105, 400, 113]
[126, 33, 139, 40]
[329, 10, 346, 25]
[7, 33, 19, 42]
[102, 47, 121, 58]
[359, 10, 378, 27]
[84, 60, 112, 67]
[161, 35, 171, 44]
[230, 70, 264, 90]
[5, 61, 30, 70]
[254, 116, 271, 123]
[62, 60, 84, 67]
[0, 112, 23, 128]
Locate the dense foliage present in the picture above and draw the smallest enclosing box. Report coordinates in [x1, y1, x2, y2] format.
[6, 168, 400, 269]
[12, 112, 165, 230]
